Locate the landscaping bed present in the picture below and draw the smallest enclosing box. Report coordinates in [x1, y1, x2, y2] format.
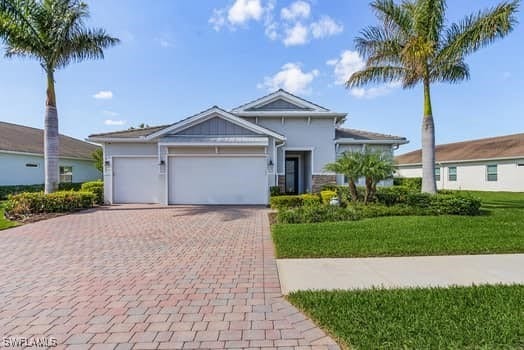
[271, 190, 524, 258]
[288, 285, 524, 350]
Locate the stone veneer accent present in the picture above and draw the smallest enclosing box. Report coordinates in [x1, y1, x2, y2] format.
[312, 175, 337, 193]
[277, 175, 286, 193]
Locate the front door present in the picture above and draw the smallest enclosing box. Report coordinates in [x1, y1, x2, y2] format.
[285, 158, 299, 194]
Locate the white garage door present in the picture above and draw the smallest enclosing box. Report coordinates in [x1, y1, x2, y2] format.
[113, 157, 159, 203]
[169, 156, 268, 205]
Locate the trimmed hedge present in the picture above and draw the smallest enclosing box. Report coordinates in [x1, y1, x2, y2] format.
[0, 183, 84, 200]
[270, 194, 321, 209]
[270, 186, 281, 196]
[4, 191, 96, 220]
[277, 205, 359, 224]
[81, 181, 104, 205]
[393, 177, 422, 190]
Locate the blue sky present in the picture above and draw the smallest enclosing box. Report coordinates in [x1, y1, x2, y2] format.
[0, 0, 522, 154]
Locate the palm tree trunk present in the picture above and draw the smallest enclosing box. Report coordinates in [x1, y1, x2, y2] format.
[44, 69, 59, 194]
[421, 78, 437, 194]
[348, 179, 358, 202]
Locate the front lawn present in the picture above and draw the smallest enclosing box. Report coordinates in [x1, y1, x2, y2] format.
[288, 285, 524, 350]
[0, 201, 17, 230]
[272, 191, 524, 258]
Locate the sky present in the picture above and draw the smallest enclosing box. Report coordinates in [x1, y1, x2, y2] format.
[0, 0, 523, 154]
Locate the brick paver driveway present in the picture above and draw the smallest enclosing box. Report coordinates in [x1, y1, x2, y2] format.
[0, 206, 339, 350]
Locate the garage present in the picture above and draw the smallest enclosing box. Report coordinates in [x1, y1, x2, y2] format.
[112, 157, 159, 203]
[168, 155, 268, 205]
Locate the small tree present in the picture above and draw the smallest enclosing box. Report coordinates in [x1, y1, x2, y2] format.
[92, 148, 103, 173]
[360, 151, 395, 203]
[324, 152, 363, 202]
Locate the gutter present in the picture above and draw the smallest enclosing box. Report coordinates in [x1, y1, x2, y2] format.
[335, 138, 409, 145]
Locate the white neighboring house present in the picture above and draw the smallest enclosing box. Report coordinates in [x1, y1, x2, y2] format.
[396, 133, 524, 192]
[88, 89, 408, 205]
[0, 121, 102, 186]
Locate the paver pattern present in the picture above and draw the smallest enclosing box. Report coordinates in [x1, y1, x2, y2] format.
[0, 205, 338, 350]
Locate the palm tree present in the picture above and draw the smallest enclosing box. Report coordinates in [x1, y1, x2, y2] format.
[324, 152, 363, 202]
[347, 0, 519, 193]
[0, 0, 119, 193]
[359, 151, 395, 203]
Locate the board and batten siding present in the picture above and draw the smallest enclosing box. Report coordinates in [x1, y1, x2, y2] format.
[396, 158, 524, 192]
[176, 116, 257, 136]
[0, 152, 101, 185]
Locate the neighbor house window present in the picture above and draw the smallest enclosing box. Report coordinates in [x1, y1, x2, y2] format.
[435, 167, 441, 181]
[59, 166, 73, 183]
[448, 167, 457, 181]
[487, 164, 498, 182]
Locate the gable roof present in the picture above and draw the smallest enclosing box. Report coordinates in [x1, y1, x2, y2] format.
[396, 133, 524, 165]
[0, 121, 99, 160]
[232, 89, 330, 112]
[88, 106, 286, 142]
[335, 128, 408, 144]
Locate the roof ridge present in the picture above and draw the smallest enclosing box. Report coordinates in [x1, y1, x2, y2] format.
[89, 124, 171, 137]
[336, 127, 406, 140]
[232, 89, 330, 112]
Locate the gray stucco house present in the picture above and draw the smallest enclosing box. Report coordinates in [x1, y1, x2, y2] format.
[88, 90, 408, 205]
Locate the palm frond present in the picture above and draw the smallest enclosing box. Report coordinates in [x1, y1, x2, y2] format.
[55, 28, 119, 68]
[430, 58, 470, 83]
[439, 1, 519, 60]
[371, 0, 413, 36]
[347, 65, 405, 88]
[355, 25, 404, 66]
[413, 0, 446, 44]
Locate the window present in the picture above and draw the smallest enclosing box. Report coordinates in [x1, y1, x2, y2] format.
[487, 164, 498, 182]
[448, 166, 457, 181]
[435, 167, 441, 181]
[59, 166, 73, 183]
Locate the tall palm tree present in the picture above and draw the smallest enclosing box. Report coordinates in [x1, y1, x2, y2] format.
[0, 0, 119, 193]
[347, 0, 519, 193]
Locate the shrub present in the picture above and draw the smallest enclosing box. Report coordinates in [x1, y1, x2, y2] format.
[429, 194, 482, 216]
[270, 186, 281, 197]
[277, 205, 359, 224]
[393, 177, 422, 190]
[320, 190, 337, 205]
[81, 181, 104, 205]
[375, 186, 411, 206]
[270, 194, 321, 209]
[4, 191, 96, 220]
[0, 183, 84, 199]
[353, 203, 428, 218]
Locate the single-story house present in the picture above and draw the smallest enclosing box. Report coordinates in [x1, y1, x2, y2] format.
[0, 121, 102, 186]
[395, 133, 524, 192]
[88, 89, 408, 205]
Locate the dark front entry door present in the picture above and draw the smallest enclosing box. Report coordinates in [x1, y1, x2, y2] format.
[285, 158, 299, 194]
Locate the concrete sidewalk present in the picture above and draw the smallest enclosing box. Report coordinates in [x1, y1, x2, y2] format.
[277, 254, 524, 294]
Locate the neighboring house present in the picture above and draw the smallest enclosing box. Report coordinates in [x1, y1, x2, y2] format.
[88, 89, 408, 205]
[396, 133, 524, 192]
[0, 121, 101, 186]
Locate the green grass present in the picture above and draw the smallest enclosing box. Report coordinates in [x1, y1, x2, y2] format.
[288, 285, 524, 350]
[0, 201, 17, 230]
[272, 191, 524, 258]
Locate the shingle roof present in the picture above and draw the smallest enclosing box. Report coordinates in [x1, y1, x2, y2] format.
[0, 121, 99, 159]
[336, 128, 407, 141]
[88, 124, 170, 138]
[395, 133, 524, 165]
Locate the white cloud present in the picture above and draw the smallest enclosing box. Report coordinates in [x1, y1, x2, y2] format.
[311, 15, 343, 38]
[327, 50, 365, 85]
[156, 35, 174, 48]
[281, 1, 310, 21]
[283, 22, 308, 46]
[263, 0, 278, 40]
[228, 0, 264, 24]
[104, 119, 126, 126]
[93, 90, 113, 100]
[102, 110, 119, 117]
[327, 50, 399, 99]
[257, 62, 319, 94]
[209, 8, 227, 31]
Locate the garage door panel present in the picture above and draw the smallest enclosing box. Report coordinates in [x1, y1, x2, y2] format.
[113, 157, 158, 203]
[169, 156, 267, 205]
